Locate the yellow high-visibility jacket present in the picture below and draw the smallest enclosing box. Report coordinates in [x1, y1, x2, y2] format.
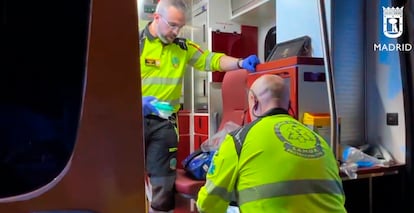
[140, 24, 225, 112]
[197, 108, 346, 213]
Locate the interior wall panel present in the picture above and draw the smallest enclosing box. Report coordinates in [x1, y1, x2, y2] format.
[332, 0, 366, 146]
[365, 0, 407, 163]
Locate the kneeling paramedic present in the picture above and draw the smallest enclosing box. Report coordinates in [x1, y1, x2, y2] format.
[196, 74, 347, 213]
[140, 0, 260, 212]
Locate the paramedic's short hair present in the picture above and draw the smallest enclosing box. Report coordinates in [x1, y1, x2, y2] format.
[156, 0, 188, 16]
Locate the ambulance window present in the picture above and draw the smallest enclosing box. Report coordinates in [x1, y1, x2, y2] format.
[0, 1, 90, 198]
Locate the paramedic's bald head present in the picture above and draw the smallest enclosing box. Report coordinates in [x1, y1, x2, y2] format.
[248, 74, 290, 120]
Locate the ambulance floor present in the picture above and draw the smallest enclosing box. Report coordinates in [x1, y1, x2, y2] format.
[174, 194, 199, 213]
[146, 194, 198, 213]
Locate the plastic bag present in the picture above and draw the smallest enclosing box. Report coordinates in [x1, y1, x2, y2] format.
[340, 146, 385, 179]
[343, 146, 384, 166]
[200, 121, 241, 152]
[339, 162, 358, 179]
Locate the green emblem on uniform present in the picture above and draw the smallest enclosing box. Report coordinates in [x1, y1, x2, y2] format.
[170, 158, 177, 170]
[274, 120, 324, 158]
[208, 161, 216, 175]
[172, 56, 179, 68]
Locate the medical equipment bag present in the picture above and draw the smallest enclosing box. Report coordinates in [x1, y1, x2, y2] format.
[181, 149, 215, 180]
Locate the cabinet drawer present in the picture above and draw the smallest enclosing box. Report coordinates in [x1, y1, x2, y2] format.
[194, 134, 208, 151]
[177, 113, 190, 134]
[194, 115, 209, 134]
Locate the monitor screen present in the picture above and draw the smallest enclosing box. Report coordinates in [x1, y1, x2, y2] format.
[265, 35, 311, 62]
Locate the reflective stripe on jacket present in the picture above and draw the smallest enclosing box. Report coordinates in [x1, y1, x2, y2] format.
[140, 24, 225, 112]
[197, 111, 346, 213]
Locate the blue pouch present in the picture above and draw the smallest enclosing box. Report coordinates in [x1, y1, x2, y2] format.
[182, 149, 215, 180]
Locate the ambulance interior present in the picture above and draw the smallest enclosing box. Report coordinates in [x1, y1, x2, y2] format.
[0, 0, 413, 212]
[139, 0, 413, 212]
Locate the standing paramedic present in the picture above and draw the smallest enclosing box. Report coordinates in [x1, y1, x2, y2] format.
[139, 0, 260, 212]
[197, 74, 347, 213]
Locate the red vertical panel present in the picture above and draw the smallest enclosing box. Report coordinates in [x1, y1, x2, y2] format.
[240, 25, 258, 56]
[194, 134, 208, 151]
[211, 32, 241, 82]
[177, 112, 190, 134]
[194, 115, 209, 135]
[194, 135, 201, 150]
[211, 26, 258, 82]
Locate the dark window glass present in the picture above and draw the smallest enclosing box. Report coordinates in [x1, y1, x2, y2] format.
[0, 0, 90, 197]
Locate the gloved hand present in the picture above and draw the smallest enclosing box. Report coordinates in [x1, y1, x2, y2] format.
[242, 55, 260, 73]
[142, 96, 159, 116]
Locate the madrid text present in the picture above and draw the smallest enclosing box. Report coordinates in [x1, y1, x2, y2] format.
[373, 43, 413, 51]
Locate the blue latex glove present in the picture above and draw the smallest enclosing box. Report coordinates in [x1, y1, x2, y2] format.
[142, 96, 158, 116]
[242, 55, 260, 73]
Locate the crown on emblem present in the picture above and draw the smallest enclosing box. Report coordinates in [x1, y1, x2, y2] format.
[383, 7, 404, 16]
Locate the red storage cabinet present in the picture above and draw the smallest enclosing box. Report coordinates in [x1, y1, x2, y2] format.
[194, 115, 209, 135]
[177, 110, 191, 168]
[177, 111, 190, 135]
[194, 134, 209, 151]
